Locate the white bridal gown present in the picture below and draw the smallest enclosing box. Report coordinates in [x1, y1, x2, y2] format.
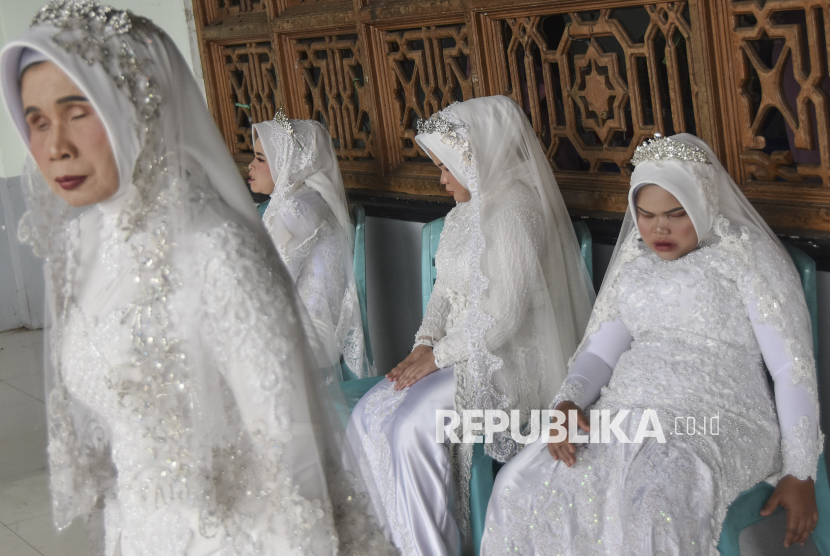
[347, 199, 476, 556]
[253, 116, 372, 378]
[1, 4, 394, 555]
[481, 227, 821, 556]
[266, 185, 353, 369]
[59, 203, 338, 556]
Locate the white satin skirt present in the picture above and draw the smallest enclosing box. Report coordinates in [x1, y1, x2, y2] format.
[346, 367, 462, 556]
[481, 409, 717, 556]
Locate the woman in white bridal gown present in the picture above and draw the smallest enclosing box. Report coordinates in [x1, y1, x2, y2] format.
[346, 96, 595, 556]
[0, 2, 394, 555]
[481, 134, 823, 555]
[248, 114, 373, 378]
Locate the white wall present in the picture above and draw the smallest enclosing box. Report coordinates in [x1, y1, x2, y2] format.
[0, 176, 43, 331]
[0, 0, 200, 331]
[364, 216, 425, 374]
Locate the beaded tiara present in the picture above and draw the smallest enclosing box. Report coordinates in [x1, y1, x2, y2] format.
[416, 102, 460, 135]
[630, 133, 710, 166]
[417, 112, 453, 135]
[272, 108, 303, 150]
[33, 0, 135, 34]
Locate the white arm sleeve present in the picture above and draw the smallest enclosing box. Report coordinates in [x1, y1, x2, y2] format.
[551, 317, 633, 410]
[748, 300, 822, 481]
[415, 280, 450, 348]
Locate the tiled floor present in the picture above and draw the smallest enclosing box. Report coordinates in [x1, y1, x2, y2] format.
[0, 328, 46, 483]
[0, 328, 91, 556]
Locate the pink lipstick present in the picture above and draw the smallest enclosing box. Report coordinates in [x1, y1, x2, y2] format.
[55, 175, 86, 191]
[652, 240, 676, 252]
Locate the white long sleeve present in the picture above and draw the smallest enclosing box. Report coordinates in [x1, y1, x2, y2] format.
[747, 300, 822, 481]
[551, 317, 633, 410]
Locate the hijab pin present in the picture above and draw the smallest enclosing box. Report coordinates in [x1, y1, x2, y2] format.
[273, 108, 303, 151]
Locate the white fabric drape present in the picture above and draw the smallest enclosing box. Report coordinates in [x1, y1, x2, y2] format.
[348, 96, 594, 551]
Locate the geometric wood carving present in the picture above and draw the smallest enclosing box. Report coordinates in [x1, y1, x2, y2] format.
[221, 42, 279, 154]
[290, 33, 373, 161]
[732, 0, 830, 186]
[191, 0, 830, 231]
[490, 4, 699, 177]
[382, 25, 476, 160]
[203, 0, 266, 25]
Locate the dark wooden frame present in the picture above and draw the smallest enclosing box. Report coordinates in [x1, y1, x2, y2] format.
[191, 0, 830, 233]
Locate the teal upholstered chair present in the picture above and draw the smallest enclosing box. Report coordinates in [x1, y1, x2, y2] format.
[420, 217, 446, 309]
[717, 242, 830, 555]
[257, 198, 270, 218]
[341, 204, 377, 381]
[572, 220, 593, 283]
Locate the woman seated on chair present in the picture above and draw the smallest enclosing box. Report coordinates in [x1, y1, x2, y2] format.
[481, 134, 823, 556]
[346, 96, 595, 555]
[248, 113, 373, 378]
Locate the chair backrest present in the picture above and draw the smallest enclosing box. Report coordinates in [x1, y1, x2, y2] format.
[347, 204, 374, 378]
[782, 242, 819, 362]
[257, 198, 270, 218]
[421, 217, 594, 314]
[421, 217, 446, 314]
[572, 220, 593, 283]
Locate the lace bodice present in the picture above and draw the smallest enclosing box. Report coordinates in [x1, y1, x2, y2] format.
[415, 200, 474, 367]
[599, 242, 780, 451]
[50, 208, 395, 556]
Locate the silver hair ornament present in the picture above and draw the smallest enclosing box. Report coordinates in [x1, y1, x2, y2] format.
[630, 133, 710, 166]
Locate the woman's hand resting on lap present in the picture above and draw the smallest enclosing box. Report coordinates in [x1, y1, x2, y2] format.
[387, 344, 439, 391]
[760, 474, 818, 547]
[546, 400, 590, 467]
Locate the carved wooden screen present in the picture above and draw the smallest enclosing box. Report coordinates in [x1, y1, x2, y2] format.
[192, 0, 830, 231]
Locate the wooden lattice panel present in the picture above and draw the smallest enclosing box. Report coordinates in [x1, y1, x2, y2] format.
[730, 0, 830, 187]
[203, 0, 266, 25]
[484, 4, 699, 177]
[191, 0, 830, 231]
[221, 42, 279, 154]
[381, 24, 476, 161]
[290, 34, 373, 161]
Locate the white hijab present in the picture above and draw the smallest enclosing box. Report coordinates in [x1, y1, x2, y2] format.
[1, 2, 392, 552]
[252, 117, 353, 247]
[414, 96, 595, 536]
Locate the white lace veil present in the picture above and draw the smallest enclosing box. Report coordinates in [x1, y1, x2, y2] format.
[252, 117, 374, 377]
[579, 133, 818, 432]
[253, 117, 352, 244]
[415, 96, 595, 462]
[0, 1, 392, 552]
